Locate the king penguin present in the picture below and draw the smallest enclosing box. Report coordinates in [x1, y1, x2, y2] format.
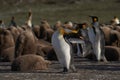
[25, 9, 32, 28]
[89, 16, 107, 62]
[51, 26, 77, 72]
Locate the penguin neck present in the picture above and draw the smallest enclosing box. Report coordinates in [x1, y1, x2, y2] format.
[58, 27, 65, 36]
[58, 31, 64, 38]
[28, 20, 32, 27]
[93, 21, 100, 32]
[92, 26, 96, 35]
[92, 22, 99, 27]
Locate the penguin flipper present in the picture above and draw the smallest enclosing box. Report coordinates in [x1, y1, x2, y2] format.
[68, 38, 84, 44]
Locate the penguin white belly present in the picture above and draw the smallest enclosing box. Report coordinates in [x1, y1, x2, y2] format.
[95, 38, 101, 61]
[88, 27, 102, 61]
[95, 29, 101, 61]
[52, 31, 71, 69]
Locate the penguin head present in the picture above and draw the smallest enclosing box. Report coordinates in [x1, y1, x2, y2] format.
[11, 16, 15, 21]
[77, 23, 87, 30]
[58, 27, 66, 35]
[89, 16, 98, 22]
[28, 9, 32, 17]
[63, 21, 73, 30]
[82, 23, 87, 29]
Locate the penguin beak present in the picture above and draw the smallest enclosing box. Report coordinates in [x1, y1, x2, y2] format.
[59, 27, 78, 35]
[65, 29, 78, 34]
[70, 30, 78, 33]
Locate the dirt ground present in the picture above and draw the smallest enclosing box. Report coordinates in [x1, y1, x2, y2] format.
[0, 57, 120, 80]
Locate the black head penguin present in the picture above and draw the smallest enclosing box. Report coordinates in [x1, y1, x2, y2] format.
[89, 16, 99, 28]
[77, 22, 88, 29]
[88, 16, 107, 62]
[89, 16, 98, 22]
[51, 26, 77, 73]
[77, 23, 83, 29]
[75, 23, 89, 57]
[76, 23, 88, 35]
[81, 23, 88, 29]
[9, 16, 17, 27]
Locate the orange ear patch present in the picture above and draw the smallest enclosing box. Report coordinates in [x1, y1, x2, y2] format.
[93, 18, 97, 21]
[59, 27, 65, 35]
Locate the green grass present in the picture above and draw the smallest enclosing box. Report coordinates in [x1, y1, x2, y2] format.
[0, 0, 120, 26]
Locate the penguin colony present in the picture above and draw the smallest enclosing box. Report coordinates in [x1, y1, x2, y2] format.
[52, 16, 112, 72]
[0, 10, 120, 73]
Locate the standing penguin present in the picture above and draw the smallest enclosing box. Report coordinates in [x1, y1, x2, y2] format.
[25, 9, 33, 28]
[77, 23, 92, 57]
[88, 16, 107, 62]
[52, 26, 77, 73]
[9, 16, 17, 27]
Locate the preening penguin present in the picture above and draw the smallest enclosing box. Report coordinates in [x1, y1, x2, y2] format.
[51, 27, 77, 72]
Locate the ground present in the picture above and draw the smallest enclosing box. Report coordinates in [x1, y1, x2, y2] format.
[0, 56, 120, 80]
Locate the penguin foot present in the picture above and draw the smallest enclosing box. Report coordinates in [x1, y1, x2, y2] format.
[102, 56, 108, 63]
[63, 67, 69, 73]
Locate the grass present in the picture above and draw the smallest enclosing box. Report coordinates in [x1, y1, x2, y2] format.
[0, 0, 120, 26]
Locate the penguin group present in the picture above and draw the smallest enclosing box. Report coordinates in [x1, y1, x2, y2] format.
[51, 16, 108, 73]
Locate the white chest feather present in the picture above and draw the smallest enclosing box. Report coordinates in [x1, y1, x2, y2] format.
[88, 27, 101, 61]
[51, 31, 71, 69]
